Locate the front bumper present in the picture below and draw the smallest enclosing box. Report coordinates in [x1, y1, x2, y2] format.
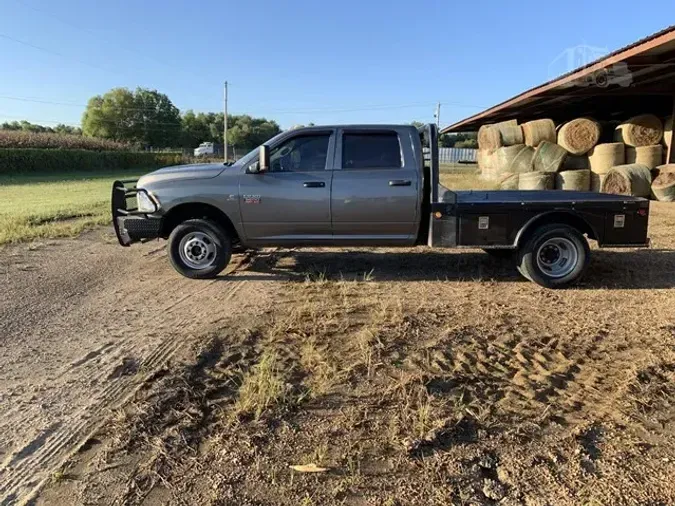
[112, 180, 162, 246]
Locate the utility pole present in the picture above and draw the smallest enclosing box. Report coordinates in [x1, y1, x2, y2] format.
[434, 102, 441, 129]
[223, 81, 228, 162]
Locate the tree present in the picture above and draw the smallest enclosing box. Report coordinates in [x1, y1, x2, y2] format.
[54, 124, 82, 135]
[0, 120, 82, 135]
[134, 88, 181, 147]
[439, 132, 477, 148]
[180, 112, 281, 151]
[82, 87, 181, 147]
[228, 115, 281, 151]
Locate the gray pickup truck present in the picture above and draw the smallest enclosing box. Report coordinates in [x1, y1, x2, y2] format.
[112, 124, 649, 288]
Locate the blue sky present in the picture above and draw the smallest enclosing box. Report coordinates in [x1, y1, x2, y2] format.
[0, 0, 671, 130]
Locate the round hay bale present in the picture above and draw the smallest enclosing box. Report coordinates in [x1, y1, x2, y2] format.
[557, 118, 601, 155]
[518, 172, 554, 190]
[601, 164, 652, 197]
[493, 144, 526, 172]
[563, 155, 589, 170]
[480, 165, 502, 181]
[588, 142, 625, 174]
[477, 149, 496, 175]
[555, 169, 591, 191]
[498, 172, 519, 190]
[495, 121, 524, 146]
[533, 141, 568, 173]
[614, 114, 663, 147]
[591, 172, 607, 192]
[656, 163, 675, 172]
[507, 145, 535, 173]
[478, 125, 501, 151]
[522, 119, 556, 147]
[651, 169, 675, 202]
[625, 145, 663, 169]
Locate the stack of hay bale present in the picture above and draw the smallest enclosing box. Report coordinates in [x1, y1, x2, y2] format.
[477, 120, 527, 182]
[474, 113, 675, 201]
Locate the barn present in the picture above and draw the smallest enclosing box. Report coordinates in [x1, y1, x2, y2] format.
[441, 26, 675, 198]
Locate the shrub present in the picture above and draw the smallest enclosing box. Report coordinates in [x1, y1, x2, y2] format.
[0, 149, 184, 174]
[0, 130, 135, 151]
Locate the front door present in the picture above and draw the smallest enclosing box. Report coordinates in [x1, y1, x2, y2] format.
[239, 131, 334, 244]
[331, 128, 420, 242]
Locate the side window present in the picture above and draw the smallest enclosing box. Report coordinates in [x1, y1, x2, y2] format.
[269, 134, 330, 172]
[342, 132, 402, 169]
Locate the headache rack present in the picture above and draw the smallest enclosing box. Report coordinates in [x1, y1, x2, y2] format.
[418, 124, 458, 247]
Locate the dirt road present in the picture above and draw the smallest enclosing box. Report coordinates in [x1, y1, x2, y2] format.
[2, 204, 675, 505]
[0, 230, 278, 504]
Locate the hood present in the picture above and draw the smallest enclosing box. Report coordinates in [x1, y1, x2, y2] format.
[138, 163, 226, 186]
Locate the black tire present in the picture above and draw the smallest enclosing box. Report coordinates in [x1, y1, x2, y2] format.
[168, 219, 231, 279]
[483, 248, 515, 260]
[517, 224, 590, 289]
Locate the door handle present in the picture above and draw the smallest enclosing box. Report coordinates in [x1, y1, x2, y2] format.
[389, 180, 411, 187]
[303, 181, 325, 188]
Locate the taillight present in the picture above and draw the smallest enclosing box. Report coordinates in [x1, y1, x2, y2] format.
[637, 208, 647, 217]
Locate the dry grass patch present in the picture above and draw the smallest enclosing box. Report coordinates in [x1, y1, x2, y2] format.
[37, 203, 675, 506]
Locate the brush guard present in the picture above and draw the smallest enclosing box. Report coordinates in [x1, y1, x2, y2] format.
[112, 180, 162, 246]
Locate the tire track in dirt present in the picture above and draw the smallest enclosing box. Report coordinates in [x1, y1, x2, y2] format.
[0, 238, 279, 505]
[404, 325, 617, 425]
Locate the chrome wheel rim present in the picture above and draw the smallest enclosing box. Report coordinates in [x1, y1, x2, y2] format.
[536, 237, 578, 279]
[179, 232, 217, 270]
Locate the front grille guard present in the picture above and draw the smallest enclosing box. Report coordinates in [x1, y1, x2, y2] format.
[112, 179, 156, 246]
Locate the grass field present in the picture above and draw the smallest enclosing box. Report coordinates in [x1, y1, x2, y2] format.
[0, 166, 493, 246]
[0, 170, 143, 245]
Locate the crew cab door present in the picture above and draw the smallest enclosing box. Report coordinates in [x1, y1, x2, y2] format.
[239, 130, 335, 244]
[331, 127, 420, 242]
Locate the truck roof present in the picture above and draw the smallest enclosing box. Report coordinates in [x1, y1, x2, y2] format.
[292, 124, 417, 131]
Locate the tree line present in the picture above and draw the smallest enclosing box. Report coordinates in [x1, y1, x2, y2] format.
[1, 87, 478, 150]
[1, 120, 82, 136]
[80, 87, 282, 150]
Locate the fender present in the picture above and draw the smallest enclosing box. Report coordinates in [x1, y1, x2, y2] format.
[514, 210, 599, 247]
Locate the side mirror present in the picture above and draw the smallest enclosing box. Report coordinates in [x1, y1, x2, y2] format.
[259, 145, 270, 172]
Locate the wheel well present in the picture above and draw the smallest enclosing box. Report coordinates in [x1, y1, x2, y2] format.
[161, 203, 240, 243]
[516, 212, 597, 247]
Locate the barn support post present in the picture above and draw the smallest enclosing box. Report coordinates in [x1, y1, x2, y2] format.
[668, 93, 675, 164]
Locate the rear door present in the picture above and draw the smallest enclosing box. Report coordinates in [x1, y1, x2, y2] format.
[330, 127, 420, 241]
[239, 130, 335, 243]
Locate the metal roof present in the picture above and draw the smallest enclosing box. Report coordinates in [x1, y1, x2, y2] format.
[442, 25, 675, 133]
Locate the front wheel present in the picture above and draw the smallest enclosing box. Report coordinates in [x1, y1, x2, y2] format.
[168, 219, 231, 279]
[517, 225, 590, 288]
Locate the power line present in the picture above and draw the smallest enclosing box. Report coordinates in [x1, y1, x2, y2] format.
[0, 94, 487, 116]
[0, 32, 125, 77]
[12, 0, 177, 71]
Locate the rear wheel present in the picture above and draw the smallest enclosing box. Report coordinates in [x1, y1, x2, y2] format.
[168, 219, 231, 279]
[517, 224, 589, 288]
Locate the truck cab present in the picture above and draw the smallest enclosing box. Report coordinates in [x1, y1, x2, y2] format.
[113, 124, 650, 288]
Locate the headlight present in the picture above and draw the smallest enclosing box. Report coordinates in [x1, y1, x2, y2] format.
[137, 191, 158, 213]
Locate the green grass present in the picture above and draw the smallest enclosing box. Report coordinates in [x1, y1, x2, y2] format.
[0, 168, 493, 246]
[0, 170, 147, 245]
